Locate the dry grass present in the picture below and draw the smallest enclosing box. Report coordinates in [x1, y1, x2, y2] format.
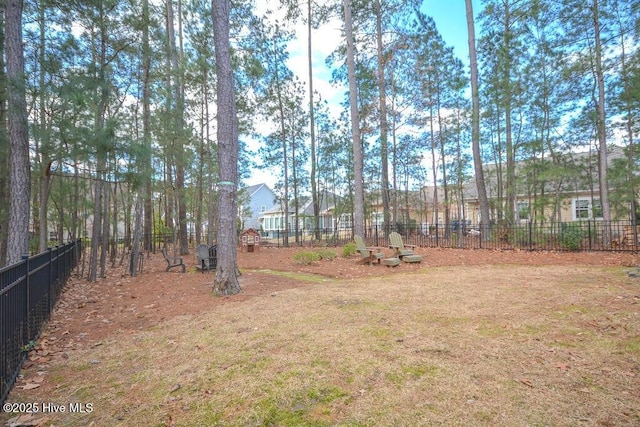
[4, 264, 640, 426]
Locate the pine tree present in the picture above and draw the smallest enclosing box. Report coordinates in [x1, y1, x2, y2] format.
[212, 0, 241, 295]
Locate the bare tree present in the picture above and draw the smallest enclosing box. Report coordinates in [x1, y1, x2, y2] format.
[212, 0, 241, 296]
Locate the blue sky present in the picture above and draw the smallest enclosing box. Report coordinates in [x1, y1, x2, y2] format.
[421, 0, 481, 64]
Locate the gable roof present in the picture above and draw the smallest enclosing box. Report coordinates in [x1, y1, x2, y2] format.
[260, 191, 344, 217]
[243, 183, 272, 197]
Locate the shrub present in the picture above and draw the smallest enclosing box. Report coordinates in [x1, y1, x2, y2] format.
[342, 242, 357, 258]
[293, 251, 322, 265]
[314, 248, 337, 261]
[559, 224, 586, 251]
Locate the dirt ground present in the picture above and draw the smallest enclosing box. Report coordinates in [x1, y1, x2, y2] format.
[3, 246, 640, 426]
[36, 246, 640, 344]
[8, 246, 640, 347]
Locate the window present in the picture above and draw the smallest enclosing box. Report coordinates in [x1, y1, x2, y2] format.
[260, 205, 266, 213]
[371, 212, 384, 226]
[338, 213, 353, 230]
[592, 199, 602, 218]
[573, 198, 602, 220]
[575, 200, 590, 219]
[517, 201, 529, 221]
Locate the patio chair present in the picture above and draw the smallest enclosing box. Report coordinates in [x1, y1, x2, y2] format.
[161, 247, 186, 273]
[389, 232, 422, 263]
[196, 244, 217, 273]
[354, 235, 384, 265]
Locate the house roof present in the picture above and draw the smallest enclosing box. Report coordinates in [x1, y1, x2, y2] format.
[260, 191, 343, 217]
[243, 183, 271, 197]
[300, 191, 342, 216]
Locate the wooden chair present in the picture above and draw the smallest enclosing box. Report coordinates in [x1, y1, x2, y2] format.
[389, 232, 422, 263]
[161, 247, 186, 273]
[354, 235, 384, 265]
[195, 244, 217, 273]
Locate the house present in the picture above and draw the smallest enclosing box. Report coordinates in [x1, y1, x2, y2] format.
[259, 191, 347, 237]
[239, 183, 277, 230]
[464, 146, 631, 223]
[367, 189, 430, 228]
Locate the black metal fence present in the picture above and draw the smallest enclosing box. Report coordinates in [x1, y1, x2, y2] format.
[1, 240, 82, 405]
[261, 220, 640, 252]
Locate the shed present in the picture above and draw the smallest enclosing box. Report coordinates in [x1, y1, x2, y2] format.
[240, 228, 260, 252]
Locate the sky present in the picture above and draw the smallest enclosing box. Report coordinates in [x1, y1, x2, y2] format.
[421, 0, 480, 62]
[246, 0, 481, 188]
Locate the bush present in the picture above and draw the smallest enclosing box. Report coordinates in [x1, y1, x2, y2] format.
[314, 249, 337, 261]
[293, 251, 322, 265]
[559, 224, 586, 251]
[342, 242, 357, 258]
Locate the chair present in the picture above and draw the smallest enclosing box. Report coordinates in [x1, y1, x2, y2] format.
[388, 232, 422, 263]
[389, 232, 416, 258]
[161, 247, 186, 273]
[196, 244, 217, 273]
[354, 235, 384, 265]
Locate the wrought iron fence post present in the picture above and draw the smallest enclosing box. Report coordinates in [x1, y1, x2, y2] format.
[528, 221, 533, 251]
[48, 247, 54, 313]
[22, 253, 30, 350]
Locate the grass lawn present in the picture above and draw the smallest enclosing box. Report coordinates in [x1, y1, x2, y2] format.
[2, 263, 639, 426]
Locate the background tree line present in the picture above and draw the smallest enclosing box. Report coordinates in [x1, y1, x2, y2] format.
[0, 0, 639, 274]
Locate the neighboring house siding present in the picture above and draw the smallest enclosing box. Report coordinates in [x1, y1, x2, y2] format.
[241, 184, 277, 230]
[259, 191, 345, 236]
[461, 147, 630, 224]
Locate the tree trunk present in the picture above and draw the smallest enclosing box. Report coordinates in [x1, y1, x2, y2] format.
[142, 0, 153, 253]
[307, 1, 320, 240]
[466, 0, 491, 234]
[593, 0, 611, 244]
[5, 0, 30, 265]
[88, 1, 110, 282]
[38, 162, 52, 251]
[99, 180, 110, 278]
[375, 0, 390, 235]
[272, 31, 290, 247]
[130, 196, 143, 276]
[615, 6, 637, 226]
[503, 2, 516, 225]
[0, 11, 8, 264]
[37, 5, 50, 253]
[343, 0, 364, 238]
[166, 0, 189, 255]
[212, 0, 240, 296]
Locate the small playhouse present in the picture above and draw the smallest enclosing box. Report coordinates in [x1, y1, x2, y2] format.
[240, 228, 260, 252]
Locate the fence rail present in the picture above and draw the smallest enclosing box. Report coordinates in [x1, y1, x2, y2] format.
[259, 220, 640, 252]
[1, 240, 82, 405]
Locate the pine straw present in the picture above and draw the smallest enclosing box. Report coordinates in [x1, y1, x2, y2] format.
[4, 265, 640, 426]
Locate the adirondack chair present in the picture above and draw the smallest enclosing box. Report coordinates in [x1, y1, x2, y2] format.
[196, 244, 217, 273]
[354, 235, 384, 265]
[161, 247, 186, 273]
[388, 232, 422, 263]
